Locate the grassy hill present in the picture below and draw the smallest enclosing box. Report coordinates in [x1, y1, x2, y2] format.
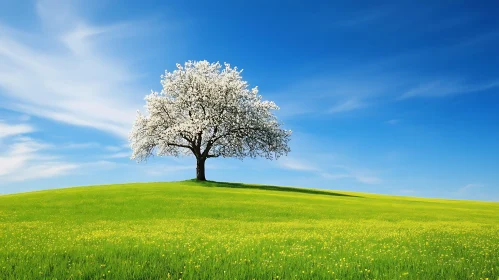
[1, 180, 498, 279]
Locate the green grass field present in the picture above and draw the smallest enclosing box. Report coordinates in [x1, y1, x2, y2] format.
[1, 180, 498, 280]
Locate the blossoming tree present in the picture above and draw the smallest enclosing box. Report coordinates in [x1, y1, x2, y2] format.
[129, 60, 291, 181]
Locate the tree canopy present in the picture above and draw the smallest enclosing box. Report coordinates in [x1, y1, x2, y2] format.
[129, 60, 291, 180]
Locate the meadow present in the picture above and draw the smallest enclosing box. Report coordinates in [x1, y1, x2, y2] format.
[0, 180, 498, 279]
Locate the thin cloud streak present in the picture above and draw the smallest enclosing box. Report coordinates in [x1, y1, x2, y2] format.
[277, 157, 319, 172]
[108, 152, 131, 159]
[399, 80, 499, 100]
[0, 136, 77, 182]
[278, 157, 382, 185]
[0, 119, 123, 184]
[271, 27, 499, 118]
[0, 121, 34, 139]
[329, 99, 366, 114]
[458, 183, 483, 193]
[0, 0, 152, 139]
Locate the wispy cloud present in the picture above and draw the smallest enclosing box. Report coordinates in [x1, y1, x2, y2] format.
[0, 121, 34, 139]
[6, 162, 79, 183]
[0, 119, 127, 184]
[0, 0, 155, 139]
[0, 136, 78, 182]
[58, 142, 128, 153]
[61, 142, 100, 149]
[274, 23, 499, 117]
[328, 164, 383, 185]
[449, 183, 486, 200]
[398, 79, 499, 100]
[105, 146, 123, 152]
[108, 152, 131, 159]
[328, 99, 366, 114]
[277, 157, 382, 185]
[272, 71, 405, 117]
[277, 157, 319, 172]
[458, 183, 483, 193]
[319, 173, 352, 180]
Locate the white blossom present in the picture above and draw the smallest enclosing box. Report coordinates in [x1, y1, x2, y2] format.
[129, 60, 291, 180]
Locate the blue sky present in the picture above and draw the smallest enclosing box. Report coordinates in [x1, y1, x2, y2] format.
[0, 0, 498, 201]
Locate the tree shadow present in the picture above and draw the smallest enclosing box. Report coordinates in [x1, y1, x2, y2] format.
[184, 179, 362, 198]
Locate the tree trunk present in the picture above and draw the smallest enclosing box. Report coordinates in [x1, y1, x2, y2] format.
[196, 157, 206, 181]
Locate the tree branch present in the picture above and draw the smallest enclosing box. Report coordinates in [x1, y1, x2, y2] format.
[206, 154, 219, 158]
[167, 142, 193, 151]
